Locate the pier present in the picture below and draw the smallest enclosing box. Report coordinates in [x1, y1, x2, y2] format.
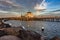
[0, 16, 60, 22]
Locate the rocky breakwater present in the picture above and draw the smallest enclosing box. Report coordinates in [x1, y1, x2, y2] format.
[0, 28, 41, 40]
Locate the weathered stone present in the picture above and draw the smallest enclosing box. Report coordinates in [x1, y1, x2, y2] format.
[18, 30, 41, 40]
[50, 36, 60, 40]
[0, 35, 21, 40]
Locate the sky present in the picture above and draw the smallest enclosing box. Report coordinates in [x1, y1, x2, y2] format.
[0, 0, 60, 17]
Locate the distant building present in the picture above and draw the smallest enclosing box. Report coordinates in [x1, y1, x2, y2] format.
[25, 12, 34, 18]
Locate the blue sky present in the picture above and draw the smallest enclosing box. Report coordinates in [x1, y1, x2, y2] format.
[38, 0, 60, 15]
[0, 0, 60, 16]
[46, 0, 60, 10]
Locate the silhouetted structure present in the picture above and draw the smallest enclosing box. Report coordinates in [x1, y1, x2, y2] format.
[25, 12, 34, 18]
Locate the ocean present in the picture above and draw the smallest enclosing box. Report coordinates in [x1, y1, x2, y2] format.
[5, 20, 60, 39]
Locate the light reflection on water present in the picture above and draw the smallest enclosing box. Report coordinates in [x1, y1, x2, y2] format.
[6, 20, 60, 38]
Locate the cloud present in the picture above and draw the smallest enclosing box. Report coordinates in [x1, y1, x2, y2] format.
[0, 0, 44, 12]
[34, 0, 47, 15]
[0, 10, 21, 18]
[51, 9, 60, 12]
[0, 0, 20, 7]
[0, 10, 9, 13]
[0, 0, 25, 11]
[41, 9, 60, 15]
[34, 0, 47, 11]
[0, 0, 48, 16]
[51, 10, 60, 15]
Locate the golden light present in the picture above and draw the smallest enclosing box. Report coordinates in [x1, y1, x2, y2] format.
[25, 12, 34, 18]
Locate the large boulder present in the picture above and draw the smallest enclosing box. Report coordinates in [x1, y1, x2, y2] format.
[18, 30, 41, 40]
[0, 30, 7, 37]
[0, 35, 21, 40]
[4, 28, 18, 36]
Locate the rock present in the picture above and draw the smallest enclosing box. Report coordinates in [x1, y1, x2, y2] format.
[0, 35, 21, 40]
[50, 36, 60, 40]
[0, 30, 7, 37]
[18, 30, 41, 40]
